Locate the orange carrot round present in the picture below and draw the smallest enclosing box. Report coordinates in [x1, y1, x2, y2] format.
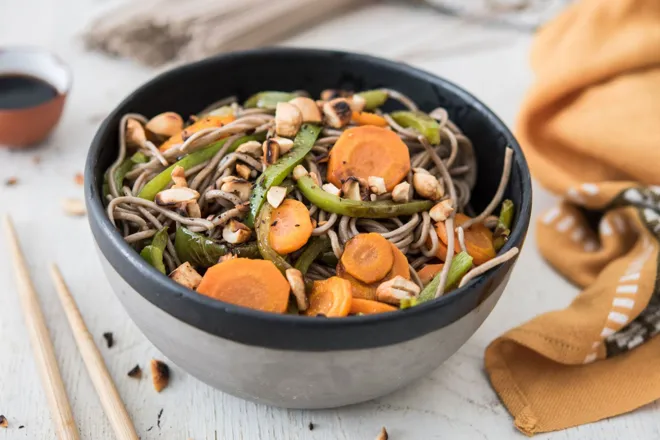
[434, 213, 496, 265]
[305, 277, 352, 317]
[327, 125, 410, 191]
[269, 199, 313, 254]
[197, 258, 290, 313]
[417, 263, 444, 286]
[159, 114, 236, 152]
[350, 298, 397, 315]
[351, 111, 388, 127]
[341, 233, 394, 284]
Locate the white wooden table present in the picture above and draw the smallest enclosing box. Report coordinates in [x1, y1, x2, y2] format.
[1, 1, 658, 439]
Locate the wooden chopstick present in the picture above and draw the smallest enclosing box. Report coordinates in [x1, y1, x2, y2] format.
[3, 215, 80, 440]
[49, 264, 139, 440]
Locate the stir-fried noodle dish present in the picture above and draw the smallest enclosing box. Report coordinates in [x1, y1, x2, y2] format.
[105, 88, 519, 316]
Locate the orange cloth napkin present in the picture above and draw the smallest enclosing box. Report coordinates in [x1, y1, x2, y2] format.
[485, 0, 660, 435]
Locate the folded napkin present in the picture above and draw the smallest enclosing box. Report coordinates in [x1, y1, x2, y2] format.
[485, 0, 660, 435]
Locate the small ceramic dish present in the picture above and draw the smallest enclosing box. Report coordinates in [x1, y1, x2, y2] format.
[0, 47, 71, 147]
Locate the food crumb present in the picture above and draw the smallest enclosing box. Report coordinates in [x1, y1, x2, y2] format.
[62, 198, 86, 217]
[127, 364, 142, 379]
[294, 224, 300, 227]
[146, 426, 153, 432]
[271, 220, 278, 227]
[376, 427, 388, 440]
[0, 415, 7, 428]
[151, 359, 170, 392]
[18, 425, 24, 429]
[5, 177, 18, 186]
[308, 422, 314, 431]
[32, 155, 41, 164]
[102, 332, 114, 348]
[74, 173, 84, 185]
[157, 408, 163, 428]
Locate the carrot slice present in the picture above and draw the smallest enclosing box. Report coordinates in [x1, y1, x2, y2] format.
[350, 298, 397, 315]
[434, 213, 496, 265]
[341, 233, 394, 284]
[417, 263, 444, 286]
[327, 125, 410, 191]
[159, 115, 236, 152]
[197, 258, 290, 313]
[351, 111, 388, 127]
[305, 277, 352, 317]
[269, 199, 313, 254]
[337, 243, 409, 300]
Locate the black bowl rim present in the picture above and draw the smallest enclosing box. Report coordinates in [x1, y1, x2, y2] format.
[85, 47, 532, 348]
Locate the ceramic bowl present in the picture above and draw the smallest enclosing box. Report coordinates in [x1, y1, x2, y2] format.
[85, 48, 531, 409]
[0, 47, 71, 147]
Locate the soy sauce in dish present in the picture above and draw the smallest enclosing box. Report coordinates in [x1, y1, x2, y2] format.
[0, 74, 58, 109]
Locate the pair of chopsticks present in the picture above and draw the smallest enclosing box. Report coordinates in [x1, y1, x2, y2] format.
[3, 215, 138, 440]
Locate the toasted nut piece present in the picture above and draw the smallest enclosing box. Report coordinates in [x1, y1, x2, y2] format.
[275, 102, 303, 137]
[391, 182, 411, 203]
[323, 98, 352, 128]
[236, 140, 263, 156]
[350, 94, 366, 113]
[376, 275, 420, 305]
[150, 359, 170, 392]
[262, 139, 281, 166]
[308, 172, 322, 186]
[342, 178, 362, 201]
[270, 136, 294, 154]
[267, 186, 287, 208]
[289, 96, 322, 123]
[412, 167, 431, 175]
[220, 177, 252, 202]
[413, 172, 444, 201]
[235, 163, 252, 180]
[285, 268, 309, 311]
[0, 415, 7, 428]
[223, 219, 252, 244]
[62, 198, 86, 216]
[376, 427, 389, 440]
[169, 262, 202, 290]
[127, 364, 142, 379]
[368, 176, 387, 195]
[155, 187, 200, 206]
[322, 183, 341, 196]
[171, 165, 187, 188]
[429, 199, 455, 222]
[320, 89, 349, 101]
[186, 201, 202, 218]
[292, 165, 309, 181]
[145, 112, 184, 139]
[126, 118, 147, 146]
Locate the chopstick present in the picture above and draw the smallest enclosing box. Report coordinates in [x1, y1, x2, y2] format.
[3, 215, 80, 440]
[49, 264, 139, 440]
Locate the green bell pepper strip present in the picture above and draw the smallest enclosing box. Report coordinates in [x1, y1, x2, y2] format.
[174, 227, 259, 268]
[103, 152, 149, 198]
[245, 124, 322, 227]
[293, 236, 330, 274]
[296, 175, 433, 218]
[140, 226, 169, 274]
[415, 252, 473, 304]
[204, 105, 234, 117]
[254, 203, 292, 274]
[138, 133, 265, 201]
[391, 110, 441, 145]
[244, 91, 298, 109]
[357, 89, 388, 110]
[320, 252, 339, 267]
[493, 199, 514, 251]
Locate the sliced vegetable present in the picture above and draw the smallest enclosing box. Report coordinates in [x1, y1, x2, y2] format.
[417, 263, 444, 286]
[244, 91, 298, 109]
[350, 298, 396, 315]
[175, 227, 259, 268]
[246, 124, 322, 226]
[320, 252, 339, 267]
[341, 233, 394, 284]
[140, 227, 169, 274]
[269, 199, 313, 254]
[294, 236, 330, 274]
[139, 133, 265, 201]
[356, 89, 388, 110]
[435, 213, 496, 266]
[255, 203, 293, 274]
[416, 252, 473, 303]
[297, 175, 433, 218]
[103, 151, 150, 197]
[351, 111, 388, 127]
[305, 277, 352, 317]
[390, 110, 440, 145]
[327, 125, 410, 191]
[205, 105, 234, 117]
[197, 258, 290, 313]
[159, 114, 236, 152]
[493, 199, 514, 251]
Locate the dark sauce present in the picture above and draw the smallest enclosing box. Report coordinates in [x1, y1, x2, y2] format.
[0, 74, 58, 109]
